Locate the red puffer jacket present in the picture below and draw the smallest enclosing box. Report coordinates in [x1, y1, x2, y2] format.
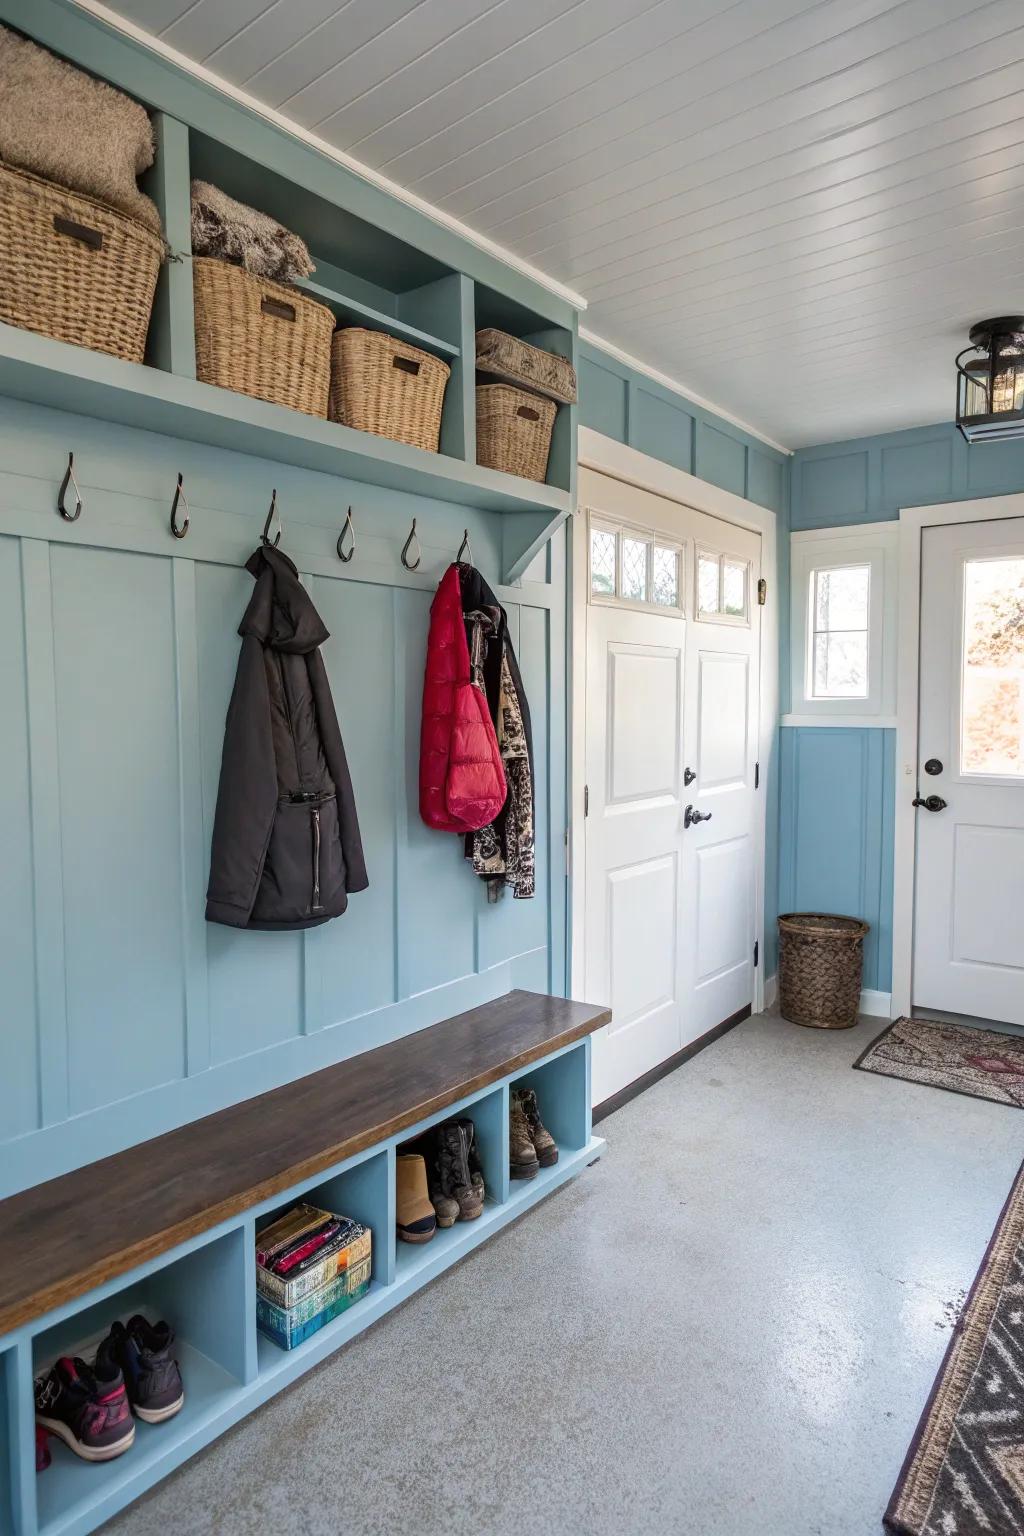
[420, 564, 506, 832]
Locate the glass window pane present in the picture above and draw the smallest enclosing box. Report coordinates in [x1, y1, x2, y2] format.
[698, 553, 720, 614]
[652, 546, 679, 607]
[722, 559, 747, 617]
[814, 631, 868, 697]
[961, 556, 1024, 776]
[621, 536, 649, 601]
[815, 565, 869, 632]
[590, 527, 616, 596]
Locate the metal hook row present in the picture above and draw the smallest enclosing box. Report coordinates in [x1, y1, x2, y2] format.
[56, 456, 474, 574]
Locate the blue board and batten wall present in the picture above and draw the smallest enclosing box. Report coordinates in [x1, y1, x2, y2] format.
[0, 0, 572, 1202]
[782, 423, 1024, 995]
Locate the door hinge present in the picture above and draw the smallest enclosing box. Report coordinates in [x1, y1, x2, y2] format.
[753, 940, 759, 968]
[757, 577, 767, 606]
[754, 760, 760, 789]
[564, 828, 570, 877]
[584, 784, 589, 817]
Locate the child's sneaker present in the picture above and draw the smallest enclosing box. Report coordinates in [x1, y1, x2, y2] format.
[96, 1317, 184, 1424]
[34, 1357, 135, 1462]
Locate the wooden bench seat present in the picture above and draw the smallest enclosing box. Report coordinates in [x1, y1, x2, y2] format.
[0, 990, 609, 1338]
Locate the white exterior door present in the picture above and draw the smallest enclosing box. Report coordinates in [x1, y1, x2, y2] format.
[682, 549, 760, 1037]
[581, 469, 762, 1106]
[914, 517, 1024, 1025]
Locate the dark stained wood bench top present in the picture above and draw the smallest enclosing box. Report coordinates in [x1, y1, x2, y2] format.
[0, 990, 609, 1337]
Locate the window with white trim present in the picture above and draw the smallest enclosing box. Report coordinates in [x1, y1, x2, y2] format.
[589, 515, 682, 614]
[696, 549, 750, 623]
[788, 524, 898, 724]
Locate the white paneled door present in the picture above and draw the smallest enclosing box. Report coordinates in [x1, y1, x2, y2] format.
[582, 470, 761, 1106]
[914, 517, 1024, 1026]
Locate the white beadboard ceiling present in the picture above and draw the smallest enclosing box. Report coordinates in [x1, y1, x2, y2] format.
[95, 0, 1024, 449]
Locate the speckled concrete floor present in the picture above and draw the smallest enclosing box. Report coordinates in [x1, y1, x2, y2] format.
[106, 1012, 1023, 1536]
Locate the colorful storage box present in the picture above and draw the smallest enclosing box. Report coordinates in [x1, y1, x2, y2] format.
[257, 1219, 371, 1309]
[257, 1254, 372, 1350]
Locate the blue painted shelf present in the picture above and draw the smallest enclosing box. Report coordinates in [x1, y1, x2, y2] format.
[4, 1040, 603, 1536]
[0, 324, 567, 521]
[295, 279, 461, 361]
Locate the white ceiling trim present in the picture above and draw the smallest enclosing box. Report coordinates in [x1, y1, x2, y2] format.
[68, 0, 589, 312]
[579, 328, 792, 456]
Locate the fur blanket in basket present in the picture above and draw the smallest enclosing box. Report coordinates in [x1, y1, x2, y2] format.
[190, 181, 314, 284]
[0, 24, 161, 232]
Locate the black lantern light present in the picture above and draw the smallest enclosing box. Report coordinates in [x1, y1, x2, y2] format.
[956, 317, 1024, 443]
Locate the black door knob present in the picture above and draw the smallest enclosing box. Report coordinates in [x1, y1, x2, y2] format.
[683, 767, 696, 786]
[912, 794, 947, 812]
[924, 758, 943, 776]
[684, 804, 712, 828]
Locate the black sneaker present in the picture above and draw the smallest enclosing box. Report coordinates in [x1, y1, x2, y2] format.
[96, 1316, 184, 1424]
[34, 1356, 135, 1462]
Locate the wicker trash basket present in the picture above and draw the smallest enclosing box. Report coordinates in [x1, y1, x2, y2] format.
[476, 383, 556, 483]
[329, 329, 450, 452]
[193, 257, 334, 417]
[778, 912, 870, 1029]
[0, 163, 163, 363]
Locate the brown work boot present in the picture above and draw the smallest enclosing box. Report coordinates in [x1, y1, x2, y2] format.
[517, 1087, 558, 1167]
[509, 1095, 539, 1180]
[436, 1121, 483, 1221]
[396, 1153, 436, 1244]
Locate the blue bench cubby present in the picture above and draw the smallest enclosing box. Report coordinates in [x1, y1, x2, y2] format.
[1, 1037, 602, 1536]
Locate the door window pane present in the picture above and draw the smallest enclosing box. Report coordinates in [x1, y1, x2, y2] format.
[961, 556, 1024, 776]
[722, 559, 747, 617]
[621, 536, 649, 601]
[590, 527, 616, 596]
[652, 545, 680, 607]
[809, 563, 870, 698]
[698, 553, 720, 615]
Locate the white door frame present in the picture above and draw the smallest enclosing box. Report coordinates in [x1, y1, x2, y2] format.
[892, 490, 1024, 1019]
[571, 426, 779, 1016]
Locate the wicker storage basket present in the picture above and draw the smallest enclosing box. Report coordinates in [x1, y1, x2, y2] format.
[193, 257, 334, 416]
[476, 383, 556, 483]
[329, 329, 450, 452]
[0, 163, 163, 363]
[778, 912, 870, 1029]
[475, 327, 578, 404]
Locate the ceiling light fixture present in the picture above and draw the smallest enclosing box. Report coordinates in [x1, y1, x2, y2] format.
[956, 317, 1024, 443]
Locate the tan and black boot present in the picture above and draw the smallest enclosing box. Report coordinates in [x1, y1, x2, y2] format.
[509, 1093, 539, 1180]
[516, 1087, 558, 1167]
[396, 1153, 437, 1244]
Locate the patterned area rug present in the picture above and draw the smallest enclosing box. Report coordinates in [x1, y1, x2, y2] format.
[886, 1161, 1024, 1535]
[855, 1017, 1024, 1108]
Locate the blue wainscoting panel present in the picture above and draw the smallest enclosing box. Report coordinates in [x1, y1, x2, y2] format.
[578, 352, 629, 443]
[778, 727, 895, 993]
[0, 537, 38, 1141]
[695, 421, 747, 499]
[0, 397, 566, 1198]
[50, 545, 188, 1114]
[629, 387, 694, 475]
[577, 341, 789, 515]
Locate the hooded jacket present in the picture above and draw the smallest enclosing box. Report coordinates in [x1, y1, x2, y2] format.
[419, 562, 506, 833]
[206, 545, 368, 931]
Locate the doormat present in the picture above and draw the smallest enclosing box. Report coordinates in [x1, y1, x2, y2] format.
[854, 1017, 1024, 1108]
[886, 1158, 1024, 1536]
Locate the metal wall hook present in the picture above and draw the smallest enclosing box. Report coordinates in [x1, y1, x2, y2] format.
[262, 489, 281, 547]
[401, 517, 421, 571]
[336, 506, 355, 563]
[170, 473, 190, 539]
[58, 453, 82, 522]
[456, 529, 473, 565]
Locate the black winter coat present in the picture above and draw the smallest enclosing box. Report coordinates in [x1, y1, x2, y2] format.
[206, 546, 368, 931]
